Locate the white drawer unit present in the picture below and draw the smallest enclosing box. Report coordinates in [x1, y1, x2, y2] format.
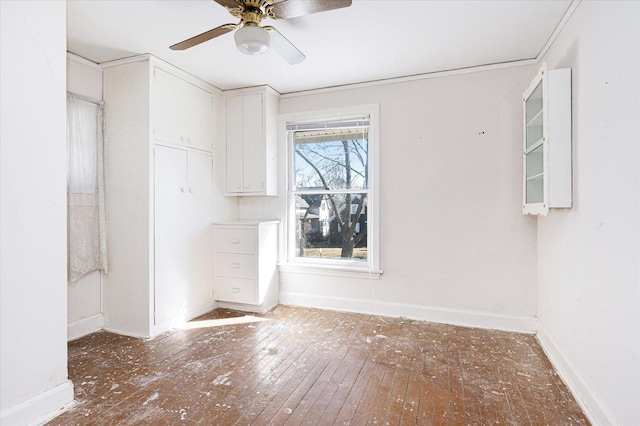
[213, 221, 279, 312]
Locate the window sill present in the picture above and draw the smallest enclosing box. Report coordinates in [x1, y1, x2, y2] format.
[278, 262, 383, 280]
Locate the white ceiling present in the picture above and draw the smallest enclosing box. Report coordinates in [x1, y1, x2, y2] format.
[67, 0, 574, 94]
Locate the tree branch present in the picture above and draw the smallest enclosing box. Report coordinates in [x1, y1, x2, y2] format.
[297, 144, 365, 180]
[296, 148, 344, 228]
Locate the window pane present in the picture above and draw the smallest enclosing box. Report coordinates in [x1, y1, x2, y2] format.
[295, 138, 368, 191]
[295, 193, 367, 261]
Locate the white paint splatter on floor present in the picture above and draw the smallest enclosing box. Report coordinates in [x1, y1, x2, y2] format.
[213, 371, 232, 386]
[142, 392, 159, 405]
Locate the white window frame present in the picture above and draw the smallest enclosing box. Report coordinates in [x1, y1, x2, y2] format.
[279, 104, 382, 279]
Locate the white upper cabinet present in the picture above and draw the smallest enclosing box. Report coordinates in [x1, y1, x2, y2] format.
[224, 86, 278, 196]
[153, 67, 214, 152]
[522, 63, 572, 215]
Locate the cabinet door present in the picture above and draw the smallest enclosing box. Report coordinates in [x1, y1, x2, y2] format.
[226, 95, 244, 193]
[242, 93, 265, 193]
[185, 151, 213, 313]
[524, 78, 545, 207]
[182, 81, 213, 152]
[154, 145, 189, 325]
[154, 68, 213, 152]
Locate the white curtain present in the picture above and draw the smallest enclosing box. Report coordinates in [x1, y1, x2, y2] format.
[67, 92, 108, 281]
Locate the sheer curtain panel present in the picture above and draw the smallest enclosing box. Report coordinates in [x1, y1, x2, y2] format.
[67, 92, 108, 281]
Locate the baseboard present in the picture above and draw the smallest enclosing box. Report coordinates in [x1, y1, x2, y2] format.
[186, 300, 218, 321]
[150, 301, 220, 339]
[102, 326, 150, 340]
[0, 380, 75, 426]
[536, 322, 619, 426]
[278, 291, 537, 333]
[216, 300, 278, 315]
[67, 313, 104, 341]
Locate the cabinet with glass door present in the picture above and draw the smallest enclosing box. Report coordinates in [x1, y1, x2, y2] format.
[523, 63, 572, 215]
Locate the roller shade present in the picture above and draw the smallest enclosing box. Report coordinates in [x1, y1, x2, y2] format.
[289, 116, 369, 144]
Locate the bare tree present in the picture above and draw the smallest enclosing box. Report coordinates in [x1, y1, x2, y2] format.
[295, 139, 367, 258]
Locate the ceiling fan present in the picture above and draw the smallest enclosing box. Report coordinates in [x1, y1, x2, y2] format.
[170, 0, 352, 65]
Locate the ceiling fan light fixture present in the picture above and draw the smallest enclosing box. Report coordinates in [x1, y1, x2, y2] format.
[234, 25, 270, 55]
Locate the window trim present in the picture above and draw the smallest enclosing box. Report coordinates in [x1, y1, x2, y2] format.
[279, 104, 381, 279]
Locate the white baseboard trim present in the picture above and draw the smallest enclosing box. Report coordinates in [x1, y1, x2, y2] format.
[186, 300, 218, 321]
[151, 301, 220, 339]
[216, 300, 278, 315]
[102, 326, 150, 340]
[536, 323, 619, 426]
[279, 291, 537, 333]
[0, 380, 75, 426]
[67, 313, 104, 341]
[104, 301, 220, 340]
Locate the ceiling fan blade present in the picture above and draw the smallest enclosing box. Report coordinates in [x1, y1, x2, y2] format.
[170, 23, 237, 50]
[264, 26, 306, 65]
[213, 0, 242, 9]
[269, 0, 352, 19]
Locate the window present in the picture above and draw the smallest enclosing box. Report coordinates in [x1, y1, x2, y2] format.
[284, 105, 380, 277]
[66, 92, 108, 281]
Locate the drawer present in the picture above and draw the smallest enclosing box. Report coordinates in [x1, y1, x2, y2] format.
[216, 228, 255, 253]
[214, 277, 258, 304]
[216, 253, 256, 279]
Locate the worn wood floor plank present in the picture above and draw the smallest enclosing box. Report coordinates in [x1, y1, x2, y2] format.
[48, 305, 589, 426]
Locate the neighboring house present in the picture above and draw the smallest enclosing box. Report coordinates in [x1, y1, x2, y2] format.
[327, 195, 367, 247]
[297, 192, 366, 248]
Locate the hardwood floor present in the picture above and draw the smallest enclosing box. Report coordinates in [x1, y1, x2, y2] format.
[49, 306, 589, 425]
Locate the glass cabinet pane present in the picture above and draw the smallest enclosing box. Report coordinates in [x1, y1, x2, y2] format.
[526, 145, 543, 178]
[525, 81, 544, 150]
[526, 177, 544, 204]
[525, 81, 543, 122]
[525, 143, 544, 204]
[526, 125, 543, 150]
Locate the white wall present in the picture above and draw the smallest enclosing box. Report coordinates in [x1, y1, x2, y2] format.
[241, 65, 539, 331]
[0, 1, 74, 424]
[66, 55, 105, 340]
[535, 1, 640, 424]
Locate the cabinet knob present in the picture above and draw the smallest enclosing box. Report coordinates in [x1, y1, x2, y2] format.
[188, 188, 193, 193]
[180, 187, 185, 193]
[231, 287, 240, 293]
[231, 263, 240, 268]
[231, 240, 240, 244]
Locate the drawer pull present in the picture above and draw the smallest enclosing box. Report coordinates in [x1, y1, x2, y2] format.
[231, 263, 240, 268]
[231, 240, 240, 244]
[231, 287, 240, 293]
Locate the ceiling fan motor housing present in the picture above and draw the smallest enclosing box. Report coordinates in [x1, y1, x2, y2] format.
[228, 0, 272, 25]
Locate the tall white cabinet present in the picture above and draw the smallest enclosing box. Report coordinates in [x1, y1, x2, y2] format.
[224, 86, 279, 196]
[103, 54, 217, 338]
